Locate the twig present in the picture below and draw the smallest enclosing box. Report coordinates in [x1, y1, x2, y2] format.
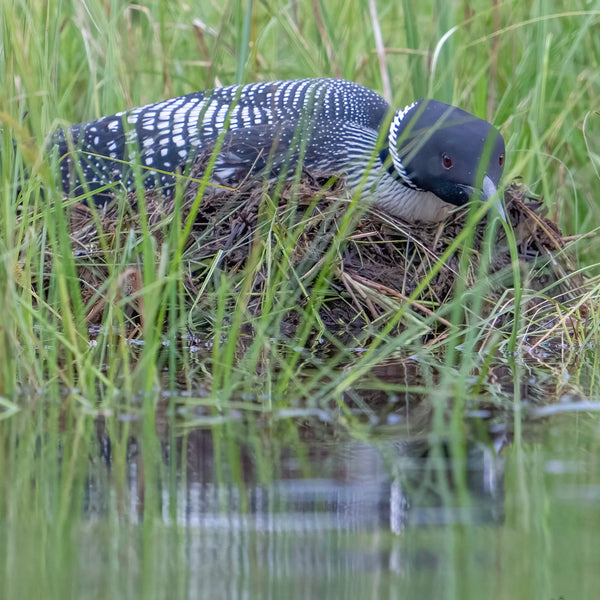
[368, 0, 391, 103]
[561, 231, 597, 242]
[344, 270, 452, 328]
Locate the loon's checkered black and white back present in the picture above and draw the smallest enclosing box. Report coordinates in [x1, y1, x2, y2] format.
[55, 78, 389, 201]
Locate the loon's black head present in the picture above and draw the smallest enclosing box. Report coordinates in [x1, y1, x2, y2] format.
[389, 99, 505, 213]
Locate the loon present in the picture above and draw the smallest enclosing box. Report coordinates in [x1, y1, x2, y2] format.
[53, 78, 506, 223]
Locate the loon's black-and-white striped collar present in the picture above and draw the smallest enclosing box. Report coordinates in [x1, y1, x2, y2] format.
[387, 102, 423, 191]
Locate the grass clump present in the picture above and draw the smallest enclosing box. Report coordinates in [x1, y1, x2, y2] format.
[1, 0, 600, 408]
[66, 169, 588, 340]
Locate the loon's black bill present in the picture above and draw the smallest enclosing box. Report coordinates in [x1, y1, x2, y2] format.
[482, 175, 506, 222]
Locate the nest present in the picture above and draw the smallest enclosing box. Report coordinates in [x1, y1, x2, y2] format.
[66, 162, 589, 337]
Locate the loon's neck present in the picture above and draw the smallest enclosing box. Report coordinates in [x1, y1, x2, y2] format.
[343, 142, 453, 223]
[378, 145, 401, 182]
[370, 163, 452, 223]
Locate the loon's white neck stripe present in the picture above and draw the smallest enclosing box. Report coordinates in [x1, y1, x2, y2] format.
[388, 102, 423, 191]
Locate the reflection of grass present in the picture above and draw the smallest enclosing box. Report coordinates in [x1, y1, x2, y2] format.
[2, 387, 600, 598]
[2, 1, 600, 594]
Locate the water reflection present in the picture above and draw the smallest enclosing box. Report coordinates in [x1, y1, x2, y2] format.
[81, 418, 507, 598]
[8, 355, 600, 599]
[89, 417, 507, 572]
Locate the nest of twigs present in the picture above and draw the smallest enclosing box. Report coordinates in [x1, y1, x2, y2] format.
[67, 160, 589, 336]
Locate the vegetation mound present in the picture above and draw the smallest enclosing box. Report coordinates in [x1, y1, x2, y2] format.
[66, 164, 588, 340]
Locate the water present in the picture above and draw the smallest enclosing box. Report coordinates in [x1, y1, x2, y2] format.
[1, 362, 599, 599]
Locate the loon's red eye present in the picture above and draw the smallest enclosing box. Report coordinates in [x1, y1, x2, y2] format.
[442, 153, 453, 169]
[499, 154, 505, 166]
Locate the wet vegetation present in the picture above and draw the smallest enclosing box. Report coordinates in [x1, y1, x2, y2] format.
[2, 0, 600, 598]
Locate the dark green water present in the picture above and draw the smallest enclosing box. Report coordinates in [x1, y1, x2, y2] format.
[1, 361, 599, 600]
